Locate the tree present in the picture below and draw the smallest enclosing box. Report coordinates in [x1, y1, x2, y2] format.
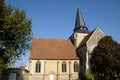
[90, 36, 120, 79]
[0, 0, 32, 70]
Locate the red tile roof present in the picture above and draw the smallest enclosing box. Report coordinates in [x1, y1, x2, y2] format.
[30, 38, 79, 60]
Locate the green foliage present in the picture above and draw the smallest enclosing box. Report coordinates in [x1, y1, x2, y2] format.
[85, 72, 93, 80]
[90, 36, 120, 79]
[0, 0, 32, 70]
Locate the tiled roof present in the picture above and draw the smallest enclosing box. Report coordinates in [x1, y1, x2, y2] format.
[30, 38, 79, 60]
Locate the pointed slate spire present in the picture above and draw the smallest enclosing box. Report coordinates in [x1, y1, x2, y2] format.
[74, 6, 89, 33]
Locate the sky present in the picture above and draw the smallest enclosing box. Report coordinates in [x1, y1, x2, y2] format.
[5, 0, 120, 67]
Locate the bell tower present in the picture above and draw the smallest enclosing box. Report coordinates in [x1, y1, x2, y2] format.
[71, 6, 90, 48]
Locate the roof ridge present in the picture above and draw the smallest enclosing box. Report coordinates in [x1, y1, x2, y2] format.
[32, 38, 70, 40]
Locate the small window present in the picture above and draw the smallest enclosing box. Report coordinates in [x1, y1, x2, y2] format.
[35, 61, 41, 73]
[84, 27, 86, 30]
[62, 61, 67, 72]
[74, 61, 79, 72]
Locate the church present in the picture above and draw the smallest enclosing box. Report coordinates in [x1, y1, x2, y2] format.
[25, 6, 105, 80]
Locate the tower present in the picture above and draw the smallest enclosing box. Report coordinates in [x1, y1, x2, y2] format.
[71, 6, 89, 48]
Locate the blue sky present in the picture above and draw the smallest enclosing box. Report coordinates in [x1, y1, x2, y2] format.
[5, 0, 120, 67]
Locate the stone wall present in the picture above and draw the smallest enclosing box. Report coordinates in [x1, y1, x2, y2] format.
[27, 60, 79, 80]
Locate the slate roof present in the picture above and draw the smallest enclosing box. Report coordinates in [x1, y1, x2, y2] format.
[74, 6, 89, 33]
[30, 38, 79, 60]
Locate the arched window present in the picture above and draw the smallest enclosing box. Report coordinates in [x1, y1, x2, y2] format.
[62, 61, 67, 72]
[74, 61, 78, 72]
[35, 61, 41, 73]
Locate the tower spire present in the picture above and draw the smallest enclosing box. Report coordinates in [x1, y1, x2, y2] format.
[74, 6, 89, 33]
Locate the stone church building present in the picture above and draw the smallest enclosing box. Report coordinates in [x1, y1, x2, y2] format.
[25, 7, 105, 80]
